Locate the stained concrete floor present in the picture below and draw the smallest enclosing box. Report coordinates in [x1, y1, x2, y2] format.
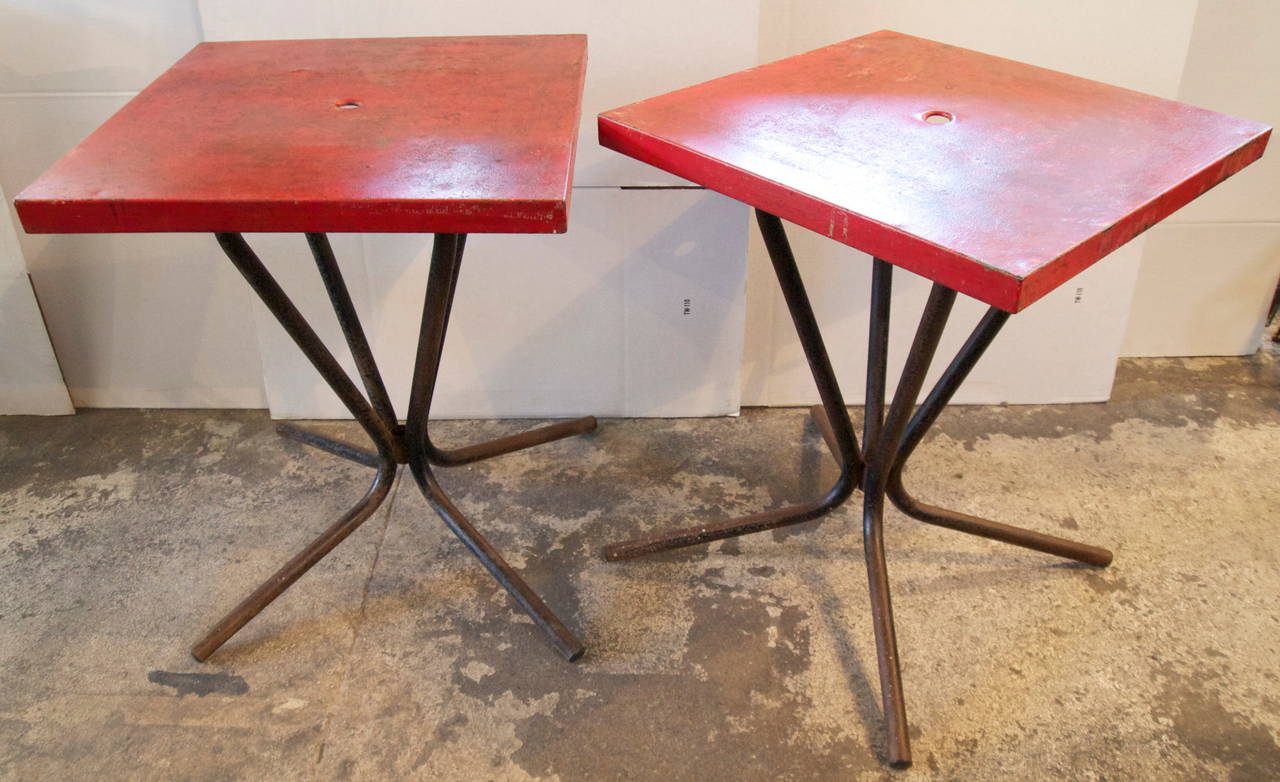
[1, 356, 1279, 780]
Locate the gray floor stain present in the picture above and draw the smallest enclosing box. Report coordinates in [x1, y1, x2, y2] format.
[146, 670, 250, 697]
[1, 354, 1278, 780]
[1152, 664, 1280, 782]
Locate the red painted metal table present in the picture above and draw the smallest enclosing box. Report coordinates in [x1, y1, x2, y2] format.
[599, 30, 1270, 767]
[16, 35, 592, 663]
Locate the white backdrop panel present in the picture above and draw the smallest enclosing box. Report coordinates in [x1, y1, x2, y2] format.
[2, 1, 268, 409]
[0, 0, 203, 93]
[0, 183, 72, 415]
[1123, 222, 1280, 357]
[252, 189, 748, 419]
[743, 230, 1144, 406]
[1123, 0, 1280, 357]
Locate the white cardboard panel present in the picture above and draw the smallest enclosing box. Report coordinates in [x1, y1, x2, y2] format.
[743, 228, 1143, 407]
[245, 234, 370, 418]
[0, 0, 202, 93]
[1122, 223, 1280, 357]
[0, 274, 74, 414]
[618, 189, 747, 416]
[1119, 0, 1279, 357]
[770, 0, 1198, 97]
[195, 0, 759, 187]
[742, 0, 1199, 406]
[258, 188, 747, 419]
[19, 232, 267, 408]
[0, 183, 73, 415]
[1165, 0, 1280, 225]
[1, 93, 267, 408]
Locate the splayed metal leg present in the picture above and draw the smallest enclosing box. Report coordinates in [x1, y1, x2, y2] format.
[405, 234, 584, 661]
[602, 210, 862, 561]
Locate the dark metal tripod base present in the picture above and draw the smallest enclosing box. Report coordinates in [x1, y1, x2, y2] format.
[192, 232, 594, 664]
[603, 210, 1113, 768]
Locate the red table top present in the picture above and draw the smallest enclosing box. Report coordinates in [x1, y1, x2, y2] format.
[15, 35, 586, 235]
[599, 31, 1270, 311]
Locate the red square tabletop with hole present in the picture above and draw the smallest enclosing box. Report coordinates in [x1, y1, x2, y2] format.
[15, 35, 586, 235]
[599, 30, 1270, 311]
[10, 35, 598, 668]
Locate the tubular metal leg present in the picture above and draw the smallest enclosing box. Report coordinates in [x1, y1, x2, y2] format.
[406, 234, 584, 662]
[602, 209, 862, 561]
[862, 280, 958, 768]
[809, 306, 1114, 568]
[194, 233, 400, 662]
[191, 462, 395, 662]
[275, 421, 382, 468]
[416, 234, 598, 467]
[262, 232, 407, 468]
[885, 308, 1113, 567]
[307, 233, 401, 438]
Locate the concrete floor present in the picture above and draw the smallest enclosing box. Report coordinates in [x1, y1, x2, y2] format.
[1, 356, 1278, 780]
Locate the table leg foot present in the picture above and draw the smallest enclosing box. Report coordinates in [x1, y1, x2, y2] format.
[191, 461, 397, 662]
[408, 458, 585, 662]
[603, 499, 837, 561]
[423, 415, 598, 466]
[276, 422, 383, 468]
[888, 484, 1113, 567]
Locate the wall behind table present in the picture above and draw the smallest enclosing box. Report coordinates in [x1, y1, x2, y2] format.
[0, 181, 73, 415]
[244, 191, 748, 420]
[742, 0, 1200, 406]
[0, 0, 268, 409]
[1121, 0, 1280, 357]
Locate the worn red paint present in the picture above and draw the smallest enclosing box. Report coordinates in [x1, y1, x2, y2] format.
[16, 35, 586, 235]
[599, 30, 1270, 312]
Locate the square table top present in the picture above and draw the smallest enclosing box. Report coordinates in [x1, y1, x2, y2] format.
[16, 35, 586, 235]
[599, 30, 1270, 312]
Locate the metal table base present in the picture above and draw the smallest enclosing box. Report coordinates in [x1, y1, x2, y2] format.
[192, 232, 593, 664]
[603, 210, 1113, 768]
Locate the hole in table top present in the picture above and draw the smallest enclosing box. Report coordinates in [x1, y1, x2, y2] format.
[335, 100, 361, 110]
[922, 110, 953, 124]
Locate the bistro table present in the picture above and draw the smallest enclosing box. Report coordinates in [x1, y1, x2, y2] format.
[598, 30, 1270, 767]
[15, 35, 593, 663]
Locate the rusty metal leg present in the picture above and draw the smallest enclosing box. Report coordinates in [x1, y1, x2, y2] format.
[602, 209, 862, 561]
[191, 462, 395, 661]
[307, 233, 400, 433]
[416, 234, 597, 467]
[885, 308, 1113, 567]
[194, 233, 401, 662]
[806, 290, 1112, 766]
[862, 278, 958, 768]
[405, 233, 585, 662]
[269, 233, 408, 467]
[275, 421, 383, 468]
